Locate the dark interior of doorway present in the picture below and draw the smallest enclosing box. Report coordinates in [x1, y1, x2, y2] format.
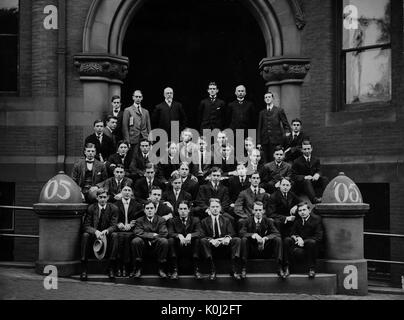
[122, 0, 266, 130]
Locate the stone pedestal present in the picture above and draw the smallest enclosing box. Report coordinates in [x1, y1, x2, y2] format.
[315, 172, 369, 295]
[34, 172, 87, 276]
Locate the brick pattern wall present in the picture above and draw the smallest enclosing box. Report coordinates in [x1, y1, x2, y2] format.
[19, 0, 32, 96]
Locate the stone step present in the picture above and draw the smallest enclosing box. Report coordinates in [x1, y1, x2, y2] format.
[71, 273, 337, 295]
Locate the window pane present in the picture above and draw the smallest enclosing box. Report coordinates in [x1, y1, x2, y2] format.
[342, 0, 390, 49]
[0, 0, 18, 34]
[346, 48, 391, 104]
[0, 36, 18, 91]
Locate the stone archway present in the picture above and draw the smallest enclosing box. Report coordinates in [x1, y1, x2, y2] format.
[74, 0, 310, 121]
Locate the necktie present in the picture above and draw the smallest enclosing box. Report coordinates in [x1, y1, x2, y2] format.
[97, 135, 102, 142]
[213, 217, 220, 238]
[124, 201, 129, 225]
[240, 177, 244, 186]
[182, 217, 186, 225]
[86, 159, 94, 163]
[149, 218, 153, 224]
[99, 207, 105, 219]
[254, 188, 258, 197]
[148, 179, 152, 192]
[214, 182, 218, 192]
[302, 219, 305, 226]
[256, 220, 261, 233]
[283, 192, 287, 199]
[175, 191, 179, 201]
[136, 106, 141, 116]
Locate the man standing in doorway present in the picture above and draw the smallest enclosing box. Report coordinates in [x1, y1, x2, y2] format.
[226, 85, 255, 135]
[198, 81, 226, 132]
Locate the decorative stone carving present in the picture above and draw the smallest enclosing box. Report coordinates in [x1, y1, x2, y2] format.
[288, 0, 306, 30]
[73, 53, 129, 84]
[259, 56, 310, 86]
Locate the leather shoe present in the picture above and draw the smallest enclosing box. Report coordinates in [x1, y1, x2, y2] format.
[308, 268, 316, 278]
[231, 272, 241, 280]
[194, 269, 202, 280]
[122, 268, 127, 278]
[240, 268, 247, 279]
[108, 269, 115, 279]
[277, 267, 285, 279]
[209, 271, 217, 281]
[116, 269, 122, 277]
[158, 268, 168, 279]
[80, 271, 87, 281]
[129, 268, 142, 278]
[170, 269, 179, 280]
[283, 266, 290, 279]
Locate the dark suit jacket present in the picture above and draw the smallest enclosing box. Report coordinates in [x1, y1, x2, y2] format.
[83, 202, 118, 234]
[234, 187, 270, 219]
[290, 214, 323, 242]
[283, 131, 309, 162]
[133, 177, 166, 202]
[195, 182, 231, 213]
[181, 176, 200, 200]
[199, 97, 226, 131]
[134, 215, 168, 239]
[267, 190, 300, 224]
[245, 160, 265, 177]
[155, 201, 174, 217]
[71, 159, 108, 189]
[239, 216, 280, 239]
[200, 215, 235, 239]
[191, 150, 213, 179]
[106, 152, 133, 177]
[122, 105, 151, 145]
[157, 157, 180, 182]
[128, 151, 151, 179]
[227, 175, 251, 203]
[97, 177, 133, 201]
[168, 216, 202, 238]
[102, 127, 117, 152]
[291, 155, 322, 182]
[84, 133, 115, 162]
[257, 106, 291, 145]
[152, 101, 187, 134]
[103, 109, 124, 142]
[226, 99, 255, 131]
[162, 189, 193, 215]
[115, 198, 144, 226]
[261, 161, 292, 189]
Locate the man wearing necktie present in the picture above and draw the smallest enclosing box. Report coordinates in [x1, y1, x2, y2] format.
[283, 202, 324, 279]
[239, 201, 283, 279]
[80, 188, 119, 281]
[114, 186, 143, 277]
[84, 119, 115, 163]
[161, 173, 192, 216]
[200, 199, 242, 280]
[167, 201, 202, 280]
[291, 140, 328, 204]
[198, 82, 226, 132]
[257, 91, 291, 162]
[131, 200, 169, 278]
[261, 146, 292, 194]
[97, 165, 133, 203]
[283, 118, 309, 163]
[228, 162, 251, 209]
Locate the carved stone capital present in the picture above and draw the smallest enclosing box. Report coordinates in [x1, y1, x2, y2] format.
[73, 53, 129, 84]
[259, 56, 311, 86]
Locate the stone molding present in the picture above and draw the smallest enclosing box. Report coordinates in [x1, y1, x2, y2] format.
[259, 56, 310, 85]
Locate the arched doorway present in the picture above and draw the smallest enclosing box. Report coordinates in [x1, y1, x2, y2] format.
[121, 0, 266, 129]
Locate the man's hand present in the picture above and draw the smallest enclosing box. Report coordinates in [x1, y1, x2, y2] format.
[185, 234, 192, 243]
[178, 234, 186, 245]
[210, 239, 220, 247]
[114, 193, 123, 201]
[124, 223, 132, 231]
[259, 187, 266, 194]
[285, 216, 295, 223]
[164, 202, 174, 211]
[95, 230, 102, 239]
[230, 203, 235, 208]
[117, 223, 125, 231]
[222, 237, 231, 246]
[285, 132, 291, 137]
[275, 181, 281, 188]
[163, 213, 173, 221]
[190, 175, 198, 182]
[206, 208, 212, 216]
[296, 237, 304, 247]
[152, 233, 159, 238]
[101, 229, 108, 237]
[304, 175, 313, 180]
[312, 173, 320, 181]
[290, 205, 297, 215]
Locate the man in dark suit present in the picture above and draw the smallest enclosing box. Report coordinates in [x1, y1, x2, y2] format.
[80, 188, 118, 280]
[106, 141, 132, 177]
[191, 136, 213, 184]
[261, 146, 292, 194]
[97, 165, 133, 203]
[194, 167, 231, 220]
[283, 202, 324, 278]
[128, 138, 152, 181]
[245, 148, 265, 177]
[84, 119, 115, 162]
[133, 163, 166, 203]
[239, 201, 283, 278]
[198, 81, 226, 132]
[178, 162, 199, 200]
[130, 200, 169, 278]
[267, 177, 300, 238]
[152, 87, 187, 140]
[283, 118, 309, 163]
[71, 143, 108, 203]
[228, 162, 251, 205]
[257, 91, 291, 162]
[102, 115, 118, 152]
[200, 198, 242, 280]
[167, 201, 202, 280]
[122, 90, 151, 154]
[291, 140, 328, 204]
[113, 185, 143, 277]
[149, 186, 174, 221]
[162, 173, 193, 216]
[103, 95, 124, 142]
[226, 85, 256, 135]
[234, 172, 270, 221]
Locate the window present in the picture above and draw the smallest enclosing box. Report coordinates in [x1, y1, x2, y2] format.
[0, 0, 19, 92]
[340, 0, 391, 106]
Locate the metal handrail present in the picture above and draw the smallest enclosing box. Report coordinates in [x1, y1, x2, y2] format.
[0, 234, 39, 239]
[364, 232, 404, 238]
[0, 205, 34, 211]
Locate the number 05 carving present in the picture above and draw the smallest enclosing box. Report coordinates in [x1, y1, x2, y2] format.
[333, 182, 361, 203]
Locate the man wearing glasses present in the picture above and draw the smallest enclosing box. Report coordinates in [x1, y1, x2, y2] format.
[122, 90, 151, 155]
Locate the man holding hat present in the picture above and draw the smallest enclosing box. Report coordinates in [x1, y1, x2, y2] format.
[80, 188, 119, 281]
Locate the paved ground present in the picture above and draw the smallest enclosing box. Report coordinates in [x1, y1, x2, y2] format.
[1, 267, 403, 300]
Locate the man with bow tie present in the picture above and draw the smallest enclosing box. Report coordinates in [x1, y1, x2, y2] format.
[167, 201, 202, 280]
[97, 164, 133, 203]
[261, 146, 292, 194]
[283, 118, 309, 163]
[71, 143, 108, 203]
[283, 202, 324, 279]
[122, 90, 151, 155]
[80, 188, 119, 281]
[84, 119, 115, 163]
[239, 201, 283, 279]
[198, 81, 226, 132]
[257, 91, 291, 162]
[291, 140, 328, 204]
[131, 200, 169, 278]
